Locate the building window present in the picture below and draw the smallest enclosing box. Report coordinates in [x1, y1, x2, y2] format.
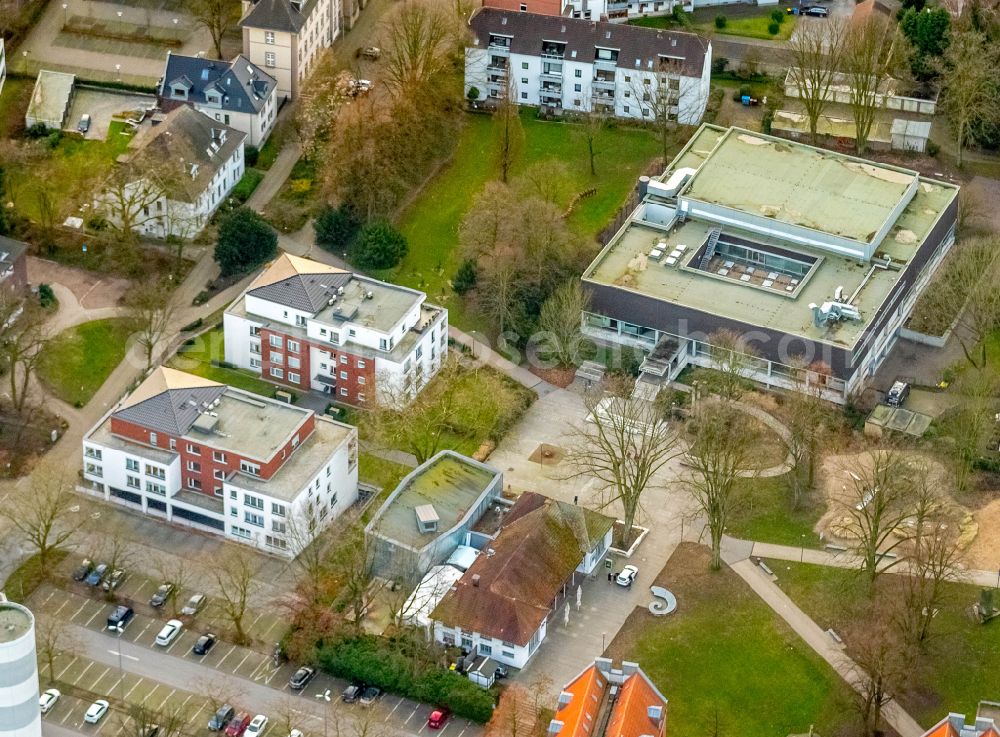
[150, 432, 158, 446]
[348, 329, 356, 337]
[85, 463, 103, 478]
[214, 469, 226, 480]
[521, 77, 528, 85]
[272, 520, 287, 533]
[461, 635, 473, 648]
[340, 387, 348, 396]
[126, 458, 140, 472]
[358, 376, 366, 385]
[288, 356, 300, 369]
[521, 92, 528, 100]
[231, 526, 252, 539]
[270, 352, 283, 364]
[126, 475, 140, 489]
[479, 644, 492, 655]
[229, 489, 237, 499]
[187, 460, 201, 472]
[270, 367, 284, 379]
[213, 451, 226, 462]
[288, 372, 300, 384]
[624, 105, 630, 113]
[265, 31, 275, 43]
[250, 358, 261, 368]
[574, 83, 581, 92]
[214, 487, 223, 497]
[146, 481, 166, 496]
[575, 69, 582, 78]
[145, 464, 165, 480]
[272, 502, 286, 516]
[521, 62, 528, 69]
[269, 335, 283, 348]
[265, 535, 288, 550]
[339, 355, 348, 364]
[241, 460, 261, 476]
[340, 370, 348, 380]
[519, 2, 526, 8]
[357, 359, 366, 368]
[265, 52, 276, 68]
[357, 392, 365, 403]
[85, 447, 102, 460]
[187, 477, 202, 490]
[244, 494, 263, 509]
[245, 511, 264, 527]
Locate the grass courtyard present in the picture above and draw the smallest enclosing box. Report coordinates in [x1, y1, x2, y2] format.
[606, 544, 855, 737]
[169, 325, 287, 398]
[631, 10, 797, 41]
[769, 561, 1000, 726]
[726, 475, 827, 547]
[37, 318, 135, 406]
[387, 109, 663, 331]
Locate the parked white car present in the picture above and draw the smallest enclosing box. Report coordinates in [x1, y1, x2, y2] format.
[155, 619, 183, 646]
[246, 714, 269, 737]
[84, 699, 110, 723]
[39, 688, 60, 713]
[615, 565, 639, 587]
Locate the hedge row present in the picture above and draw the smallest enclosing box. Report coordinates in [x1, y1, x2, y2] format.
[316, 635, 495, 723]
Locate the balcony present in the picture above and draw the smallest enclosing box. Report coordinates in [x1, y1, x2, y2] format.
[540, 90, 563, 103]
[486, 64, 507, 74]
[594, 58, 618, 70]
[592, 91, 615, 102]
[540, 68, 563, 81]
[488, 43, 511, 54]
[593, 77, 616, 90]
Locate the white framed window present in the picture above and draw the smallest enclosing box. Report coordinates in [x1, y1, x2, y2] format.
[213, 451, 226, 462]
[340, 387, 348, 396]
[146, 481, 166, 496]
[250, 357, 261, 368]
[187, 477, 202, 490]
[288, 356, 301, 369]
[358, 392, 365, 403]
[265, 535, 287, 550]
[288, 340, 300, 353]
[270, 367, 284, 379]
[288, 372, 300, 384]
[150, 432, 158, 446]
[272, 520, 287, 533]
[265, 31, 275, 43]
[357, 359, 366, 368]
[339, 355, 348, 364]
[229, 489, 237, 499]
[126, 475, 140, 489]
[244, 494, 263, 509]
[340, 370, 348, 380]
[265, 52, 276, 68]
[231, 526, 252, 539]
[245, 511, 264, 527]
[214, 469, 226, 480]
[145, 464, 165, 480]
[272, 502, 286, 516]
[269, 334, 283, 348]
[270, 352, 283, 364]
[358, 376, 366, 385]
[240, 460, 261, 476]
[186, 460, 201, 472]
[126, 458, 140, 472]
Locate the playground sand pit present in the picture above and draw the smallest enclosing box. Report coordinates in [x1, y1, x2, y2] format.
[966, 499, 1000, 570]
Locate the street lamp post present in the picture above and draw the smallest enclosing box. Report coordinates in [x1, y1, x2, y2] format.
[315, 689, 331, 737]
[112, 622, 126, 705]
[61, 3, 68, 27]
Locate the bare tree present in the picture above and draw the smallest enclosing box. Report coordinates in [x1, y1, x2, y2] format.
[35, 615, 79, 683]
[786, 19, 849, 143]
[848, 620, 913, 737]
[496, 75, 523, 184]
[626, 63, 683, 163]
[706, 328, 760, 401]
[564, 383, 682, 548]
[485, 684, 533, 737]
[937, 27, 1000, 168]
[842, 16, 901, 155]
[92, 520, 137, 597]
[125, 281, 175, 371]
[938, 368, 997, 493]
[331, 525, 377, 630]
[577, 102, 607, 177]
[208, 547, 260, 644]
[95, 162, 173, 243]
[838, 450, 917, 586]
[150, 553, 196, 619]
[381, 2, 455, 97]
[0, 464, 86, 572]
[684, 403, 759, 570]
[782, 363, 834, 509]
[0, 296, 49, 414]
[533, 280, 589, 368]
[189, 0, 240, 59]
[120, 702, 186, 737]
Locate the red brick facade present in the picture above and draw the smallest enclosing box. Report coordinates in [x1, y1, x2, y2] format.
[257, 327, 376, 407]
[482, 0, 567, 15]
[108, 412, 316, 497]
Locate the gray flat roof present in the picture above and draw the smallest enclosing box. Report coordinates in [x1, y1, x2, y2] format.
[27, 70, 75, 126]
[371, 452, 499, 551]
[680, 127, 917, 244]
[231, 417, 354, 502]
[196, 390, 307, 461]
[0, 601, 33, 643]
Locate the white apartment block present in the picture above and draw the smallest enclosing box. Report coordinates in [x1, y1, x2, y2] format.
[240, 0, 343, 101]
[158, 53, 279, 148]
[81, 367, 359, 559]
[224, 254, 448, 407]
[97, 106, 245, 240]
[466, 8, 712, 125]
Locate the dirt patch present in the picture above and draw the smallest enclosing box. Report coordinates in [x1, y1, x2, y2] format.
[529, 365, 577, 388]
[27, 256, 130, 309]
[0, 403, 69, 477]
[528, 443, 564, 466]
[965, 499, 1000, 570]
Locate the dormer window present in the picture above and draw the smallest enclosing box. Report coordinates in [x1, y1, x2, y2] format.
[206, 93, 221, 106]
[171, 85, 188, 100]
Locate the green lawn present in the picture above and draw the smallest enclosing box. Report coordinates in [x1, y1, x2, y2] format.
[37, 318, 134, 406]
[728, 475, 827, 547]
[388, 109, 662, 331]
[607, 544, 855, 737]
[769, 561, 1000, 726]
[0, 77, 33, 138]
[169, 326, 286, 399]
[631, 12, 796, 41]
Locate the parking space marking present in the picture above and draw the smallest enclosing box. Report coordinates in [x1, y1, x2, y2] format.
[39, 589, 56, 607]
[157, 688, 175, 711]
[52, 598, 71, 618]
[385, 697, 403, 722]
[89, 666, 112, 691]
[130, 622, 152, 644]
[76, 661, 96, 683]
[232, 651, 253, 675]
[124, 677, 144, 701]
[165, 634, 183, 654]
[142, 684, 160, 705]
[215, 644, 237, 670]
[70, 600, 90, 622]
[85, 606, 104, 627]
[56, 655, 79, 681]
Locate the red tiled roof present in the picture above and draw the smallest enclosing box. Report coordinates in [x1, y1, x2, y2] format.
[605, 671, 667, 737]
[554, 665, 606, 737]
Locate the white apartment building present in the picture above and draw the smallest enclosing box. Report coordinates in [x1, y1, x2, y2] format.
[224, 253, 448, 406]
[240, 0, 343, 101]
[465, 8, 712, 124]
[158, 53, 278, 147]
[97, 106, 246, 239]
[81, 367, 359, 558]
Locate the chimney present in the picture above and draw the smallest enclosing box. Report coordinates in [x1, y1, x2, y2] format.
[472, 574, 481, 587]
[547, 721, 564, 735]
[557, 691, 573, 707]
[638, 175, 650, 198]
[809, 302, 823, 327]
[834, 285, 844, 302]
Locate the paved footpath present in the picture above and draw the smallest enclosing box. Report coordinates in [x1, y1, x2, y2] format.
[448, 326, 557, 397]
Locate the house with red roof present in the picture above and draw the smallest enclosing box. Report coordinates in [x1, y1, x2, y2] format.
[922, 709, 1000, 737]
[548, 658, 667, 737]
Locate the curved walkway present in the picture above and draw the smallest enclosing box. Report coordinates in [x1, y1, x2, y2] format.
[699, 396, 795, 477]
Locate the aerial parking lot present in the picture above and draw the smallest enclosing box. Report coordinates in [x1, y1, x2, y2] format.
[29, 580, 483, 737]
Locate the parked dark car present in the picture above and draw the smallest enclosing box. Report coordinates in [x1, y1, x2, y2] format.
[193, 633, 217, 655]
[106, 605, 134, 631]
[102, 569, 126, 592]
[224, 712, 251, 737]
[72, 559, 93, 582]
[85, 563, 109, 587]
[886, 380, 911, 407]
[208, 705, 235, 732]
[494, 664, 509, 679]
[341, 684, 364, 703]
[150, 583, 174, 608]
[288, 666, 316, 690]
[359, 686, 381, 706]
[77, 114, 91, 134]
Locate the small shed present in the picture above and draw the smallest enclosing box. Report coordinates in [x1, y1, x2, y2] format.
[891, 119, 932, 153]
[25, 70, 75, 130]
[466, 655, 499, 689]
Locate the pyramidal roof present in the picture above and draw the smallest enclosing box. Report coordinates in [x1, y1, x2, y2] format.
[114, 367, 226, 437]
[246, 253, 352, 313]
